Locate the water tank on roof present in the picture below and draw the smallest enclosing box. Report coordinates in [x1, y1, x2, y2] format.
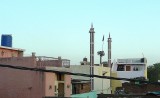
[1, 34, 12, 47]
[83, 57, 87, 62]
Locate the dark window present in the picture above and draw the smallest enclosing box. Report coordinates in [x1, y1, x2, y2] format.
[81, 84, 83, 90]
[141, 58, 144, 62]
[136, 67, 138, 71]
[126, 66, 131, 71]
[57, 73, 64, 81]
[117, 65, 124, 71]
[57, 73, 61, 81]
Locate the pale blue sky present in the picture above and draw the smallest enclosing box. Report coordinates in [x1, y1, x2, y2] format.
[0, 0, 160, 65]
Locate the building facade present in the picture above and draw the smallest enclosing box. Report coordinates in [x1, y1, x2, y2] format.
[94, 65, 111, 94]
[70, 65, 90, 94]
[0, 46, 24, 58]
[111, 58, 147, 93]
[70, 65, 111, 94]
[0, 54, 71, 98]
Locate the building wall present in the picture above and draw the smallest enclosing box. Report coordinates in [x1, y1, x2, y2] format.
[0, 57, 35, 67]
[0, 57, 45, 98]
[117, 71, 145, 83]
[70, 65, 90, 94]
[45, 72, 56, 97]
[44, 74, 71, 97]
[111, 58, 148, 94]
[45, 67, 71, 97]
[64, 75, 71, 97]
[70, 65, 90, 81]
[37, 60, 62, 67]
[111, 72, 122, 94]
[72, 82, 91, 94]
[144, 65, 147, 79]
[71, 65, 111, 94]
[0, 48, 23, 58]
[94, 66, 111, 94]
[0, 56, 71, 98]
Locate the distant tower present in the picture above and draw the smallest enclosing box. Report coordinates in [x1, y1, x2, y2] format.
[89, 23, 95, 91]
[108, 33, 112, 67]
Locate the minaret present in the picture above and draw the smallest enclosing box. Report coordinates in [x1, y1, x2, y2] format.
[108, 33, 112, 68]
[89, 23, 95, 91]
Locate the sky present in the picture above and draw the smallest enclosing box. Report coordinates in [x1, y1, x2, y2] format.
[0, 0, 160, 65]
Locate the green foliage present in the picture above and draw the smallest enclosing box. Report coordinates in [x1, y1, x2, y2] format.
[147, 63, 160, 82]
[133, 77, 145, 86]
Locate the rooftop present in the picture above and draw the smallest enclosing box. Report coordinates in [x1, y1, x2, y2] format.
[117, 58, 147, 64]
[0, 46, 24, 52]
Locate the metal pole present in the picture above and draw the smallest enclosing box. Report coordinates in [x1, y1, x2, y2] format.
[102, 76, 103, 93]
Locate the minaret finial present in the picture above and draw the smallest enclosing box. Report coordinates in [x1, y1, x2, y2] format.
[109, 32, 110, 38]
[91, 23, 93, 28]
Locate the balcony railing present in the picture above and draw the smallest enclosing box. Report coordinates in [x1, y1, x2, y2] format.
[117, 58, 145, 64]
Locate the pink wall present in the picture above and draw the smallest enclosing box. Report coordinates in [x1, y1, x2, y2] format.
[0, 48, 23, 58]
[44, 72, 56, 97]
[0, 57, 45, 98]
[44, 71, 72, 97]
[0, 56, 71, 98]
[64, 75, 71, 97]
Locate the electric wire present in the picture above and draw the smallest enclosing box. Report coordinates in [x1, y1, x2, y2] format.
[0, 64, 159, 85]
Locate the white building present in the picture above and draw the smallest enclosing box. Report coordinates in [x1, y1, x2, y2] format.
[111, 57, 147, 93]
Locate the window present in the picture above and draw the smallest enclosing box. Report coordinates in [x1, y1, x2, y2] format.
[126, 66, 131, 71]
[81, 84, 83, 90]
[57, 73, 64, 81]
[117, 65, 124, 71]
[133, 67, 139, 71]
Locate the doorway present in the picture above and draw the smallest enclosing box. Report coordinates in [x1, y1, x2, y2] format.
[58, 83, 64, 97]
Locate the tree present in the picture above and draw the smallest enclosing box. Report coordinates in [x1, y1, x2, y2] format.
[97, 51, 105, 64]
[147, 63, 160, 82]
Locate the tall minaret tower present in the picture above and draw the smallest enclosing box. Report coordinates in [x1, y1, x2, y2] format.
[89, 23, 95, 91]
[108, 33, 112, 68]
